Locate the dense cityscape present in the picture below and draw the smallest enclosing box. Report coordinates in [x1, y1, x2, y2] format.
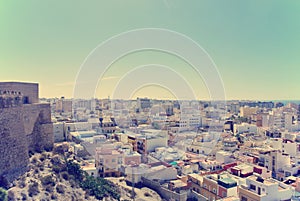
[1, 1, 300, 201]
[1, 82, 300, 200]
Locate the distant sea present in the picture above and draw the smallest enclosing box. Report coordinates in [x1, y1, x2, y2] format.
[272, 100, 300, 105]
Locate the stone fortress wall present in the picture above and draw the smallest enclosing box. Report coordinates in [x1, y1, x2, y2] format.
[0, 106, 29, 183]
[0, 82, 53, 183]
[0, 82, 39, 104]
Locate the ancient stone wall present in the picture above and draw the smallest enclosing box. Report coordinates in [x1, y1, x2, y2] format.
[0, 95, 23, 108]
[0, 82, 39, 104]
[23, 104, 54, 152]
[0, 82, 53, 183]
[0, 106, 29, 183]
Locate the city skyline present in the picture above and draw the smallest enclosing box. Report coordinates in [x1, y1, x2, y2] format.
[1, 1, 300, 100]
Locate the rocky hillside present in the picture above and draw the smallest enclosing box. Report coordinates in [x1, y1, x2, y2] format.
[4, 144, 119, 201]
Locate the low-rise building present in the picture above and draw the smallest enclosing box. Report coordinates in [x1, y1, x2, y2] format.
[53, 122, 65, 142]
[81, 162, 97, 177]
[95, 147, 123, 177]
[200, 174, 238, 201]
[234, 123, 258, 135]
[126, 130, 168, 155]
[238, 175, 293, 201]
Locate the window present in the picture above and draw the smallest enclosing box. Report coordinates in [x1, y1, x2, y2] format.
[250, 184, 256, 191]
[23, 96, 29, 104]
[241, 196, 248, 201]
[258, 187, 261, 195]
[285, 172, 291, 177]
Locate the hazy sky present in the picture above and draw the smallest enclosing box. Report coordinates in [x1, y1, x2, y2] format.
[1, 1, 300, 100]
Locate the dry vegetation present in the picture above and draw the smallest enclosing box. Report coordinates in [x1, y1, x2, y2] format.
[5, 144, 117, 201]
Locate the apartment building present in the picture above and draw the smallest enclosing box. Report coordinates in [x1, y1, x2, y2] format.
[234, 123, 258, 135]
[95, 147, 123, 177]
[240, 106, 258, 118]
[200, 174, 238, 201]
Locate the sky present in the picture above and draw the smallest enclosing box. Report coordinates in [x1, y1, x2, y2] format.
[0, 1, 300, 100]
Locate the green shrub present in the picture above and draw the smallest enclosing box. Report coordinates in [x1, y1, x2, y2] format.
[28, 181, 39, 197]
[41, 175, 55, 186]
[144, 192, 151, 197]
[18, 178, 26, 189]
[51, 193, 57, 200]
[56, 184, 65, 194]
[31, 157, 38, 164]
[66, 160, 83, 181]
[61, 172, 69, 181]
[21, 192, 27, 200]
[0, 176, 9, 189]
[39, 155, 45, 162]
[0, 188, 7, 201]
[52, 165, 61, 174]
[45, 185, 54, 193]
[34, 168, 39, 174]
[50, 155, 63, 165]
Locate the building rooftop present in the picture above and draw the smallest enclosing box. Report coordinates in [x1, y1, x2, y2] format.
[69, 130, 97, 139]
[219, 177, 236, 185]
[95, 148, 122, 155]
[216, 196, 240, 201]
[81, 163, 96, 171]
[170, 179, 187, 188]
[188, 173, 203, 182]
[248, 175, 283, 187]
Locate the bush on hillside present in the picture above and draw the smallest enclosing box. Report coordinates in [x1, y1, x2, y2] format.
[0, 188, 7, 201]
[28, 181, 39, 197]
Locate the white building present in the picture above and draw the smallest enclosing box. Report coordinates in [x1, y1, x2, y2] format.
[53, 122, 65, 142]
[125, 163, 177, 185]
[95, 146, 123, 177]
[259, 150, 291, 174]
[239, 175, 293, 201]
[187, 132, 220, 155]
[269, 138, 298, 158]
[234, 123, 258, 135]
[240, 106, 258, 118]
[65, 122, 92, 132]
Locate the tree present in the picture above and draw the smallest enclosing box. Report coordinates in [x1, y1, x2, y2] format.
[63, 160, 120, 200]
[28, 181, 39, 197]
[0, 176, 9, 189]
[80, 175, 120, 200]
[66, 160, 84, 181]
[0, 188, 7, 201]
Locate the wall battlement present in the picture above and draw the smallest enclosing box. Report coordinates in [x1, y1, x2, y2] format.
[0, 95, 25, 108]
